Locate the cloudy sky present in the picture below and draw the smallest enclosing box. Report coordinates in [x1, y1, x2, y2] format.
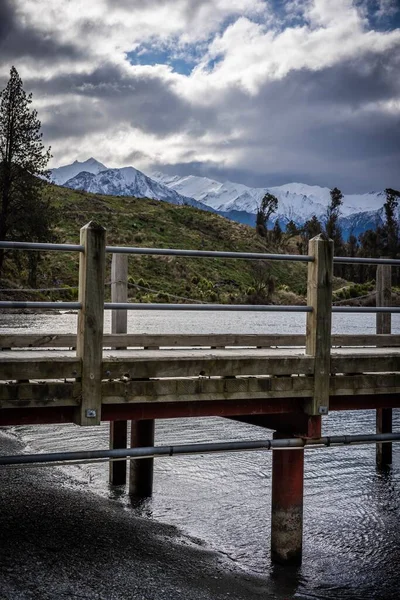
[0, 0, 399, 192]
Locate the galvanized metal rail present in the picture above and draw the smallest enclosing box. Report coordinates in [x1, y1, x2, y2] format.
[1, 433, 399, 467]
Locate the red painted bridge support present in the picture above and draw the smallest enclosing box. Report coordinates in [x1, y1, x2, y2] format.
[129, 419, 155, 497]
[271, 433, 304, 565]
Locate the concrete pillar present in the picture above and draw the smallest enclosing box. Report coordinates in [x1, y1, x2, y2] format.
[129, 419, 155, 497]
[271, 433, 304, 564]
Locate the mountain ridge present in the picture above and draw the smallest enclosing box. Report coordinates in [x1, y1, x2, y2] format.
[51, 158, 389, 239]
[62, 166, 215, 213]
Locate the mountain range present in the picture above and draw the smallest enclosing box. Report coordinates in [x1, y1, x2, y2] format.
[50, 158, 387, 239]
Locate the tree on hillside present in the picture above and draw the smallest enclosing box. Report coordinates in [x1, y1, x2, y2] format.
[297, 215, 322, 254]
[0, 66, 54, 282]
[325, 187, 344, 251]
[285, 219, 300, 238]
[256, 192, 278, 238]
[381, 188, 400, 258]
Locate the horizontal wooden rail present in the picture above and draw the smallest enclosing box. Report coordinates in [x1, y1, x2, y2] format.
[1, 347, 400, 383]
[0, 356, 81, 380]
[1, 373, 400, 410]
[2, 333, 400, 349]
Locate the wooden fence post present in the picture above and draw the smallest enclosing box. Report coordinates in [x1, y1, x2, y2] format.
[75, 222, 106, 426]
[109, 253, 128, 485]
[376, 263, 392, 466]
[305, 234, 333, 416]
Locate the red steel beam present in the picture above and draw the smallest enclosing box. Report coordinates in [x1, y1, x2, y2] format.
[1, 394, 399, 427]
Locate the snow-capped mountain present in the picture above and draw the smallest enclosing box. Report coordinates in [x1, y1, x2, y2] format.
[50, 158, 107, 185]
[151, 172, 387, 237]
[63, 166, 214, 212]
[51, 157, 389, 239]
[151, 172, 384, 220]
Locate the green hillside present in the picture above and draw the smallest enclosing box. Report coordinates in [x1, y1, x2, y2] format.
[1, 184, 308, 305]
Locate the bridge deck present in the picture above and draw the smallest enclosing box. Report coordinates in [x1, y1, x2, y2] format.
[1, 346, 399, 424]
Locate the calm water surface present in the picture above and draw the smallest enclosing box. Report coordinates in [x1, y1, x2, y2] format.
[1, 310, 400, 599]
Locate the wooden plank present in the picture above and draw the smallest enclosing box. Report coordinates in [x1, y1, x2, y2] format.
[2, 347, 399, 382]
[0, 334, 77, 348]
[332, 354, 400, 374]
[75, 221, 106, 426]
[110, 252, 128, 485]
[0, 382, 81, 408]
[376, 263, 391, 334]
[0, 357, 81, 380]
[3, 332, 400, 349]
[332, 334, 400, 348]
[106, 334, 306, 348]
[1, 372, 399, 410]
[330, 373, 400, 395]
[111, 253, 128, 344]
[102, 351, 315, 379]
[305, 234, 333, 415]
[102, 376, 314, 404]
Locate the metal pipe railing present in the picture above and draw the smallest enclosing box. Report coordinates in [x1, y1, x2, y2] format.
[334, 256, 400, 266]
[106, 246, 313, 261]
[1, 301, 400, 313]
[1, 433, 399, 467]
[0, 241, 83, 252]
[332, 306, 400, 313]
[0, 301, 81, 310]
[104, 303, 313, 312]
[1, 238, 400, 267]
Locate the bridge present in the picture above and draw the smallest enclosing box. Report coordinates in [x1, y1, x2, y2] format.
[1, 221, 399, 565]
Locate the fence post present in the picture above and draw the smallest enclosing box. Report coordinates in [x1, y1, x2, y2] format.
[305, 234, 333, 416]
[376, 263, 392, 466]
[75, 221, 106, 426]
[109, 253, 128, 485]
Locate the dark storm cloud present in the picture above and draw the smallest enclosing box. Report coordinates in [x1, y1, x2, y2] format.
[3, 0, 397, 193]
[34, 43, 400, 192]
[0, 0, 82, 63]
[148, 46, 400, 192]
[27, 62, 219, 139]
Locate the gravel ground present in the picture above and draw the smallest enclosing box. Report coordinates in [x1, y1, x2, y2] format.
[0, 431, 278, 600]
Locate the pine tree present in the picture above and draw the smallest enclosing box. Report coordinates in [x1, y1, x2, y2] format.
[0, 66, 53, 281]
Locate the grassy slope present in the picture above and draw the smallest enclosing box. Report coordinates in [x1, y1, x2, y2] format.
[2, 184, 308, 304]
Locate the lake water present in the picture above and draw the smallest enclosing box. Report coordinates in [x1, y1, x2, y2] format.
[1, 310, 400, 599]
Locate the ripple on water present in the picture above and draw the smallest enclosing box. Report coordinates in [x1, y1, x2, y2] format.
[3, 311, 400, 599]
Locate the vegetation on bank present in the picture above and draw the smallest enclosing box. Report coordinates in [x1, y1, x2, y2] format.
[0, 183, 310, 305]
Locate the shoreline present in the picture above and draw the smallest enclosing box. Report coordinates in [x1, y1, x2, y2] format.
[0, 429, 279, 600]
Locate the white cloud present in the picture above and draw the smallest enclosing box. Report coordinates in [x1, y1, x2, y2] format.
[2, 0, 399, 191]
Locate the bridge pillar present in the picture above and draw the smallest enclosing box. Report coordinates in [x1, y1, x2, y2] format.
[109, 420, 128, 486]
[129, 419, 155, 497]
[271, 433, 304, 565]
[377, 409, 392, 466]
[376, 262, 392, 467]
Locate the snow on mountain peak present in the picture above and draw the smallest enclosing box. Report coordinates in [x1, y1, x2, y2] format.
[51, 158, 108, 185]
[62, 165, 214, 213]
[53, 158, 388, 239]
